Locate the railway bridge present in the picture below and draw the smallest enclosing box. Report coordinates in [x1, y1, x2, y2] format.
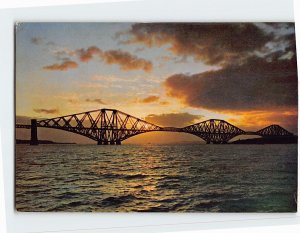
[15, 108, 294, 145]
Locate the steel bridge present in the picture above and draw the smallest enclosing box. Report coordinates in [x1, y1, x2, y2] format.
[15, 108, 294, 145]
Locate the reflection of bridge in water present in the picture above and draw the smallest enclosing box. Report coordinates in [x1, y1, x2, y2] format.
[16, 108, 294, 145]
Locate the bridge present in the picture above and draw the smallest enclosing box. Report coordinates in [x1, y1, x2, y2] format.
[15, 108, 294, 145]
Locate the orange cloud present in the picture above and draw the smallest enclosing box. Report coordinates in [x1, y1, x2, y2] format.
[145, 112, 202, 127]
[33, 108, 59, 114]
[227, 109, 297, 133]
[159, 101, 170, 106]
[140, 95, 160, 103]
[43, 60, 78, 71]
[102, 49, 153, 72]
[77, 46, 153, 72]
[85, 98, 106, 104]
[77, 46, 102, 62]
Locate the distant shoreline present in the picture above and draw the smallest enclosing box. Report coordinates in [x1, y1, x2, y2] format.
[231, 136, 297, 144]
[16, 139, 76, 145]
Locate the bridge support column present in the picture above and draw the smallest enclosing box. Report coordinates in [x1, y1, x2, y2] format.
[206, 140, 211, 144]
[30, 119, 38, 145]
[116, 140, 121, 145]
[97, 140, 102, 145]
[103, 140, 108, 145]
[110, 141, 115, 145]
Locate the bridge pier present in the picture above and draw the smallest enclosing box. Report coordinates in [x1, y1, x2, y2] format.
[97, 140, 109, 145]
[30, 119, 38, 145]
[97, 140, 121, 145]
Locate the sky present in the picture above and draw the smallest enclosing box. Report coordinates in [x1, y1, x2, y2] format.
[16, 22, 298, 144]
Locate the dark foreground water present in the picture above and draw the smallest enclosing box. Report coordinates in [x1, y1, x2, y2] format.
[16, 144, 297, 212]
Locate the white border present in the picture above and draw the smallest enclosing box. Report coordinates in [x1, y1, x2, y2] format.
[0, 0, 299, 232]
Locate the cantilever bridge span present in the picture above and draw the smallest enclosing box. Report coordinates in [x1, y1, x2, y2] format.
[15, 108, 294, 145]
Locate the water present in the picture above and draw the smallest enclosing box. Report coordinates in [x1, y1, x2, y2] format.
[16, 144, 297, 212]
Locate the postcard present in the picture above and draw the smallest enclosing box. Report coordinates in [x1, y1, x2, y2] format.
[15, 22, 297, 212]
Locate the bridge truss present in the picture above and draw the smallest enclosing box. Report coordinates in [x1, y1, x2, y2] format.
[15, 108, 294, 145]
[34, 109, 162, 145]
[182, 119, 245, 144]
[256, 124, 294, 137]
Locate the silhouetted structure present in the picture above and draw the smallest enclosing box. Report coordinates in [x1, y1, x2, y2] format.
[182, 119, 245, 144]
[15, 108, 295, 145]
[30, 119, 38, 145]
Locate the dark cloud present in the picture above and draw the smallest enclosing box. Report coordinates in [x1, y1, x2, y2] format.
[145, 112, 202, 127]
[31, 37, 43, 45]
[140, 95, 160, 103]
[85, 98, 106, 104]
[125, 23, 275, 66]
[43, 60, 78, 71]
[164, 55, 297, 111]
[77, 46, 153, 72]
[31, 37, 57, 46]
[33, 108, 59, 114]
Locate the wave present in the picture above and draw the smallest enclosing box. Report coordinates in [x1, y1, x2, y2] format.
[100, 194, 136, 207]
[100, 173, 147, 180]
[48, 201, 84, 211]
[56, 191, 79, 199]
[124, 174, 147, 179]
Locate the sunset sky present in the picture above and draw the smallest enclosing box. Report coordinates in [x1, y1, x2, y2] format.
[16, 23, 298, 144]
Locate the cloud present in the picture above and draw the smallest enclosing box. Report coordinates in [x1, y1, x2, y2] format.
[145, 112, 202, 127]
[77, 46, 153, 72]
[31, 37, 43, 45]
[77, 46, 102, 62]
[33, 108, 59, 114]
[140, 95, 160, 103]
[227, 109, 298, 133]
[164, 55, 297, 111]
[31, 37, 57, 47]
[43, 60, 78, 71]
[101, 49, 153, 72]
[52, 48, 76, 59]
[67, 99, 79, 104]
[125, 23, 277, 66]
[159, 101, 170, 106]
[85, 98, 106, 104]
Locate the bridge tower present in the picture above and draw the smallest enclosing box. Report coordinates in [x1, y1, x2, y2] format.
[30, 119, 38, 145]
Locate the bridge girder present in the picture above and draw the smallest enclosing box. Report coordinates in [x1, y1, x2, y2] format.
[182, 119, 245, 144]
[36, 109, 162, 144]
[256, 124, 294, 137]
[15, 109, 294, 145]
